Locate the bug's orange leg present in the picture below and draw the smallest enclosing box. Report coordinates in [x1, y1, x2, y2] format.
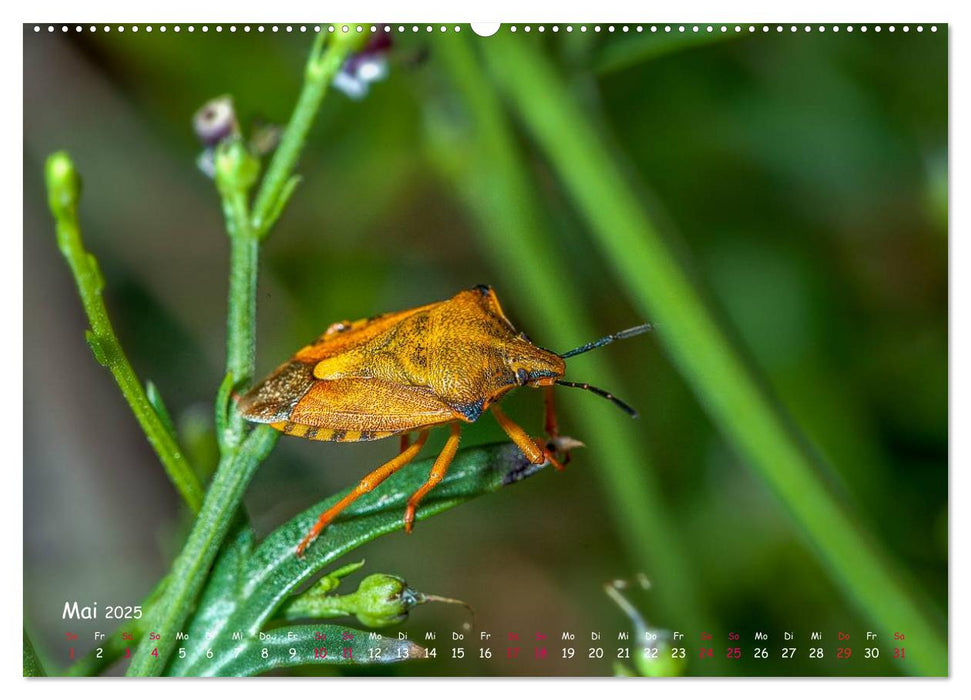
[296, 430, 430, 557]
[400, 433, 411, 454]
[544, 385, 559, 439]
[491, 404, 564, 471]
[403, 422, 461, 533]
[543, 386, 573, 465]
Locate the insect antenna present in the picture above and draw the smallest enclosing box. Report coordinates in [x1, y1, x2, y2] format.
[558, 323, 653, 359]
[555, 380, 639, 418]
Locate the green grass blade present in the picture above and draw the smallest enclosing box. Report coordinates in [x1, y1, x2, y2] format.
[429, 32, 709, 635]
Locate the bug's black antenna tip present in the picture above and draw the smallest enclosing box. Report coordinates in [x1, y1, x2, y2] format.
[555, 380, 639, 418]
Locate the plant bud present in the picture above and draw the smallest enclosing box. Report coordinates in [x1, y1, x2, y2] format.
[280, 563, 472, 630]
[213, 139, 260, 193]
[45, 151, 82, 217]
[352, 574, 420, 628]
[193, 96, 239, 147]
[332, 29, 392, 100]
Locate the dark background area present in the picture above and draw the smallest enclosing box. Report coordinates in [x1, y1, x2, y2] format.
[24, 24, 946, 675]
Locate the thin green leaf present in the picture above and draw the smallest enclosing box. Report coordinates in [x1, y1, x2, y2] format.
[166, 523, 255, 675]
[178, 406, 221, 481]
[176, 441, 548, 676]
[84, 330, 107, 367]
[85, 252, 105, 292]
[145, 380, 180, 445]
[214, 371, 235, 451]
[257, 174, 301, 239]
[242, 441, 545, 631]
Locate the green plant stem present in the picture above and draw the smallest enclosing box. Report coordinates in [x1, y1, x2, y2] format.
[435, 34, 708, 637]
[219, 183, 259, 403]
[45, 153, 204, 513]
[127, 426, 277, 675]
[250, 29, 366, 236]
[128, 30, 364, 677]
[483, 34, 946, 676]
[226, 237, 258, 388]
[222, 229, 259, 441]
[217, 28, 365, 434]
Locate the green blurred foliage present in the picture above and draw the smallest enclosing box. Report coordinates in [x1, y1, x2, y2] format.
[24, 25, 945, 676]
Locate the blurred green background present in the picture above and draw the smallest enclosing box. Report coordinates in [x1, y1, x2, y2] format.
[24, 24, 946, 676]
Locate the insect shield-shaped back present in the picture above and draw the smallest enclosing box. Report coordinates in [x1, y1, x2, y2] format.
[237, 285, 564, 441]
[237, 285, 647, 557]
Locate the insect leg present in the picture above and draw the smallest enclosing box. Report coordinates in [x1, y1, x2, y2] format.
[400, 433, 411, 453]
[403, 423, 461, 533]
[543, 386, 573, 465]
[544, 385, 559, 438]
[491, 404, 564, 471]
[296, 430, 430, 557]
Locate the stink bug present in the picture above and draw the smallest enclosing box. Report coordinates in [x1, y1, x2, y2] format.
[239, 285, 650, 556]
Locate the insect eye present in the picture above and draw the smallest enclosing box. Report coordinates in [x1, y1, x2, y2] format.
[516, 368, 529, 385]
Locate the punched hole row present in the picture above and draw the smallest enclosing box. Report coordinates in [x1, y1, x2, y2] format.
[32, 24, 940, 35]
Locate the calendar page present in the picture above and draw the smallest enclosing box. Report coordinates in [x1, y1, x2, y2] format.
[23, 19, 948, 679]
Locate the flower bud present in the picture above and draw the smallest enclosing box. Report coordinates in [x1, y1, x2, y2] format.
[193, 96, 239, 147]
[332, 29, 392, 100]
[45, 151, 82, 217]
[351, 574, 421, 628]
[280, 563, 471, 630]
[213, 139, 260, 193]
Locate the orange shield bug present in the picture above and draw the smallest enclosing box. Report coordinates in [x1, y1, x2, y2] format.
[239, 285, 650, 556]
